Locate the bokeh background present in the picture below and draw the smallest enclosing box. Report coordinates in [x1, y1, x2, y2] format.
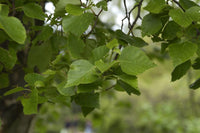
[33, 0, 200, 132]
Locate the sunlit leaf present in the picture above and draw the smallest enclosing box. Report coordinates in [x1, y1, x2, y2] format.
[62, 13, 94, 37]
[21, 88, 38, 115]
[169, 42, 197, 66]
[65, 60, 98, 87]
[0, 16, 26, 44]
[119, 46, 155, 75]
[22, 3, 46, 20]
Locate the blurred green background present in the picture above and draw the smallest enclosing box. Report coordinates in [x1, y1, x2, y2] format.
[33, 1, 200, 132]
[33, 56, 200, 133]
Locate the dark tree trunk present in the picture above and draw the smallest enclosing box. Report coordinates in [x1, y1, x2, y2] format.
[0, 1, 46, 132]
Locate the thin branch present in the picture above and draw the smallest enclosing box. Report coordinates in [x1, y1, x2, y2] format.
[80, 0, 83, 6]
[84, 9, 103, 38]
[128, 0, 144, 35]
[172, 0, 185, 12]
[105, 84, 116, 91]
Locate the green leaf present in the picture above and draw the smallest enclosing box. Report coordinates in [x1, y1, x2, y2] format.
[22, 3, 45, 20]
[62, 13, 94, 37]
[55, 0, 80, 17]
[92, 46, 109, 61]
[27, 42, 52, 72]
[24, 73, 44, 86]
[65, 4, 84, 15]
[171, 60, 191, 81]
[81, 107, 95, 117]
[169, 9, 192, 28]
[186, 6, 200, 21]
[190, 78, 200, 90]
[44, 87, 71, 106]
[96, 1, 108, 11]
[169, 42, 197, 66]
[116, 30, 148, 47]
[4, 87, 24, 96]
[179, 0, 198, 10]
[65, 60, 98, 87]
[0, 16, 26, 44]
[141, 14, 162, 35]
[0, 4, 9, 16]
[119, 46, 155, 75]
[57, 82, 75, 96]
[162, 21, 181, 40]
[117, 80, 140, 95]
[67, 33, 85, 58]
[21, 88, 38, 115]
[32, 26, 53, 44]
[0, 48, 17, 70]
[77, 81, 101, 93]
[106, 39, 119, 49]
[117, 74, 140, 95]
[192, 58, 200, 70]
[95, 60, 118, 73]
[0, 73, 9, 89]
[75, 93, 100, 108]
[144, 0, 165, 14]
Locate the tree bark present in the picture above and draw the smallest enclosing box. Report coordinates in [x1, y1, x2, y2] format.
[0, 1, 46, 132]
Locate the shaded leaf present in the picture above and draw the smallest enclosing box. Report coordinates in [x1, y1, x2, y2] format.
[171, 60, 191, 81]
[0, 4, 9, 16]
[162, 21, 181, 40]
[82, 107, 95, 117]
[190, 78, 200, 90]
[192, 58, 200, 69]
[77, 81, 101, 93]
[116, 30, 148, 47]
[28, 42, 52, 72]
[0, 73, 9, 89]
[24, 73, 44, 86]
[4, 87, 24, 96]
[67, 33, 85, 58]
[32, 26, 53, 44]
[44, 87, 71, 106]
[117, 74, 140, 95]
[117, 80, 140, 95]
[0, 48, 17, 70]
[57, 82, 75, 96]
[75, 93, 100, 108]
[141, 14, 162, 35]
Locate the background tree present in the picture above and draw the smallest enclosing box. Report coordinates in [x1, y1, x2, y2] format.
[0, 0, 200, 132]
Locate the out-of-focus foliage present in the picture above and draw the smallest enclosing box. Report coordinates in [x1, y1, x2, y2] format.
[1, 0, 200, 131]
